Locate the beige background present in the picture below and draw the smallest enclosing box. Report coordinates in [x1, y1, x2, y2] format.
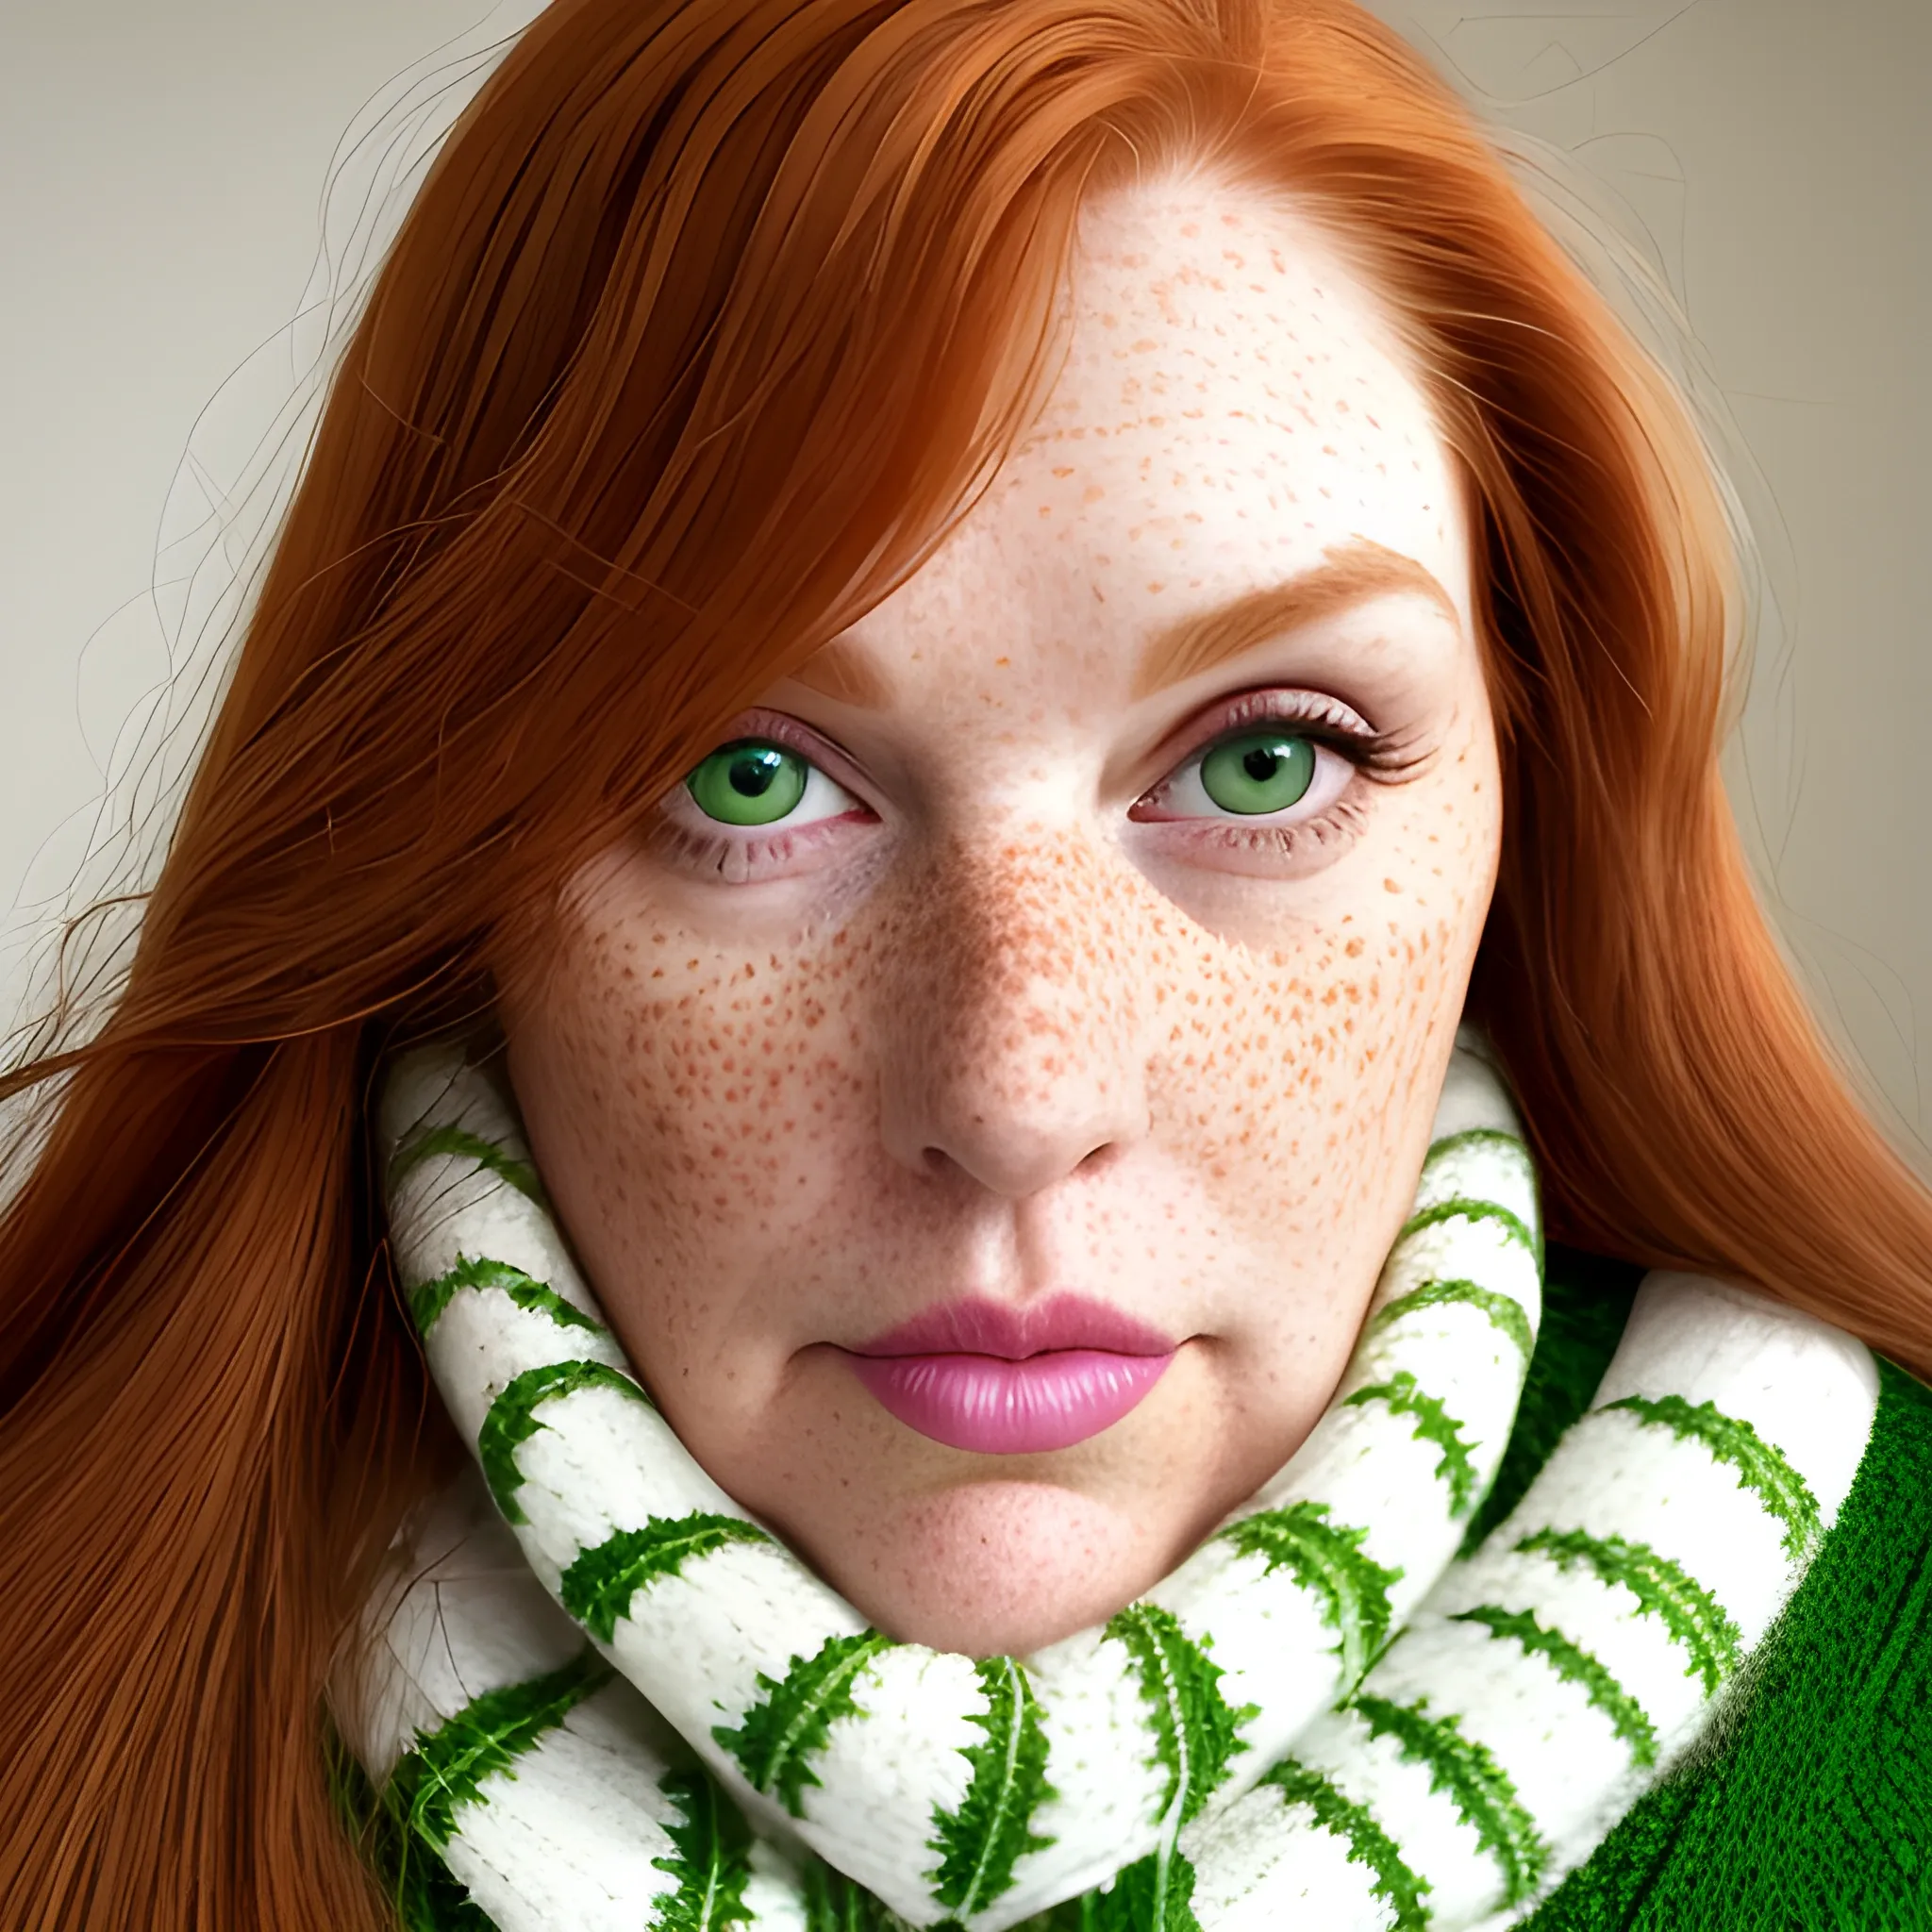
[1, 0, 1925, 1158]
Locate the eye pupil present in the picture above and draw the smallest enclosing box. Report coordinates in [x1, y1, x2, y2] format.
[1200, 730, 1316, 815]
[728, 748, 783, 797]
[687, 740, 809, 825]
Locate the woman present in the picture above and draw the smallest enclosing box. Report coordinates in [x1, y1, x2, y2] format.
[2, 1, 1926, 1926]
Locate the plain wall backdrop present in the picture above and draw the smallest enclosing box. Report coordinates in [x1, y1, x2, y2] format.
[1, 0, 1927, 1161]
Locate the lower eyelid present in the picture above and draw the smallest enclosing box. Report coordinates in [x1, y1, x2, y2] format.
[651, 795, 876, 884]
[1141, 795, 1372, 874]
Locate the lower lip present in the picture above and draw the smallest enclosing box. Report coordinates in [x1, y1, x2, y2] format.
[842, 1349, 1174, 1454]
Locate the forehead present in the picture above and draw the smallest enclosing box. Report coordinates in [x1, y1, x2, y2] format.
[852, 176, 1470, 675]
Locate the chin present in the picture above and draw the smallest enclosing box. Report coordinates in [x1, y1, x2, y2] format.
[825, 1477, 1186, 1657]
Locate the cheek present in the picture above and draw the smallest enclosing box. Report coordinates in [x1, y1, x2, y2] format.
[1158, 758, 1500, 1284]
[500, 895, 888, 1332]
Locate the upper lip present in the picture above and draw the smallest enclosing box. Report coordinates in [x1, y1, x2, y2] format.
[845, 1292, 1179, 1360]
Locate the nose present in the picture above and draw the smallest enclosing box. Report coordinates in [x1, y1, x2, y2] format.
[874, 828, 1154, 1200]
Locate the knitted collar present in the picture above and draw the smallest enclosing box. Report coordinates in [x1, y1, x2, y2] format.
[339, 1040, 1878, 1931]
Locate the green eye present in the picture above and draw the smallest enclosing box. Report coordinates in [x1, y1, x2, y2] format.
[685, 740, 810, 826]
[1198, 730, 1317, 815]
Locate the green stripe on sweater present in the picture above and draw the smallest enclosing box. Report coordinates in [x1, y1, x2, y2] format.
[1263, 1759, 1433, 1929]
[1596, 1394, 1823, 1557]
[650, 1766, 757, 1930]
[1372, 1277, 1535, 1361]
[1516, 1527, 1742, 1694]
[799, 1860, 901, 1929]
[713, 1631, 892, 1819]
[560, 1512, 774, 1641]
[327, 1725, 500, 1930]
[1221, 1500, 1403, 1684]
[477, 1360, 653, 1524]
[391, 1124, 547, 1208]
[1066, 1846, 1205, 1931]
[387, 1649, 612, 1851]
[1020, 1852, 1207, 1930]
[927, 1656, 1057, 1917]
[1421, 1126, 1529, 1175]
[409, 1256, 605, 1340]
[1395, 1195, 1537, 1257]
[1105, 1606, 1252, 1932]
[1351, 1694, 1549, 1905]
[1449, 1605, 1658, 1766]
[1105, 1604, 1254, 1831]
[1345, 1371, 1481, 1515]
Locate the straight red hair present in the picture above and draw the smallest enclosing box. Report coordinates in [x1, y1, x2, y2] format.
[4, 2, 1927, 1924]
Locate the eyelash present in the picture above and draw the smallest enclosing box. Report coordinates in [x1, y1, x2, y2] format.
[655, 692, 1423, 880]
[1165, 689, 1417, 783]
[1124, 689, 1420, 863]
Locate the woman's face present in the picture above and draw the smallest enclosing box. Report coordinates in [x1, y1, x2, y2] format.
[500, 177, 1502, 1657]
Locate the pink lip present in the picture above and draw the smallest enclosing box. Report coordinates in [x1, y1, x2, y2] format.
[851, 1293, 1178, 1361]
[841, 1294, 1178, 1455]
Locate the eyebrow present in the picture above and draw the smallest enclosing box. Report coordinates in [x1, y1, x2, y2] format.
[790, 535, 1457, 710]
[1131, 538, 1459, 699]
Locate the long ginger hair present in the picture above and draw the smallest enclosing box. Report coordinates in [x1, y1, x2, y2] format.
[4, 2, 1927, 1924]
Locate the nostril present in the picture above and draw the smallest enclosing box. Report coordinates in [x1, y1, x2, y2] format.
[1074, 1139, 1119, 1174]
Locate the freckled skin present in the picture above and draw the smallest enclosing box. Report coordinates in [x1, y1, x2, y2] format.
[499, 177, 1503, 1657]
